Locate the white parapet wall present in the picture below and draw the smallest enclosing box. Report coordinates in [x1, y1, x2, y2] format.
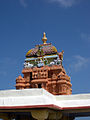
[0, 88, 90, 110]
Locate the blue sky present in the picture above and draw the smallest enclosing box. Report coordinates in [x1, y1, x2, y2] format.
[0, 0, 90, 94]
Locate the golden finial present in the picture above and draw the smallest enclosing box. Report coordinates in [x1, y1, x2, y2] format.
[42, 32, 47, 44]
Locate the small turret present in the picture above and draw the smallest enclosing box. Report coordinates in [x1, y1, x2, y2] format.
[16, 75, 25, 89]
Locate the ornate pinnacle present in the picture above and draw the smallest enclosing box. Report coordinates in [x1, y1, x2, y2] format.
[42, 32, 47, 44]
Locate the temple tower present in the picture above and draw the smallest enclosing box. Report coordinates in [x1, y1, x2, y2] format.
[16, 33, 72, 95]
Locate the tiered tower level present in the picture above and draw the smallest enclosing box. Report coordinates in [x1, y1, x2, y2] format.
[16, 33, 72, 95]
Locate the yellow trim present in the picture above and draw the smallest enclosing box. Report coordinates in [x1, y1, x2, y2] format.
[26, 49, 32, 56]
[52, 46, 57, 52]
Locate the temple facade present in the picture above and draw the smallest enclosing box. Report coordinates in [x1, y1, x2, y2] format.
[16, 33, 72, 95]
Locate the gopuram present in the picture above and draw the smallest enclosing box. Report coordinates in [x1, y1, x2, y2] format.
[16, 32, 72, 95]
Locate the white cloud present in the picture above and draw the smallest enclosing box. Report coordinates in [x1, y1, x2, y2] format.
[49, 0, 76, 7]
[73, 55, 89, 71]
[19, 0, 80, 8]
[81, 33, 90, 42]
[19, 0, 27, 7]
[66, 55, 90, 75]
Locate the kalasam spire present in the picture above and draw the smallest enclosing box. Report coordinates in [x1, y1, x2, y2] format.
[42, 32, 47, 44]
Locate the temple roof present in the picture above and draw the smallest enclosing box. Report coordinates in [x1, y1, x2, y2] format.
[26, 33, 58, 57]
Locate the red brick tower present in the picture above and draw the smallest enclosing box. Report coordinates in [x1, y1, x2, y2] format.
[16, 33, 72, 95]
